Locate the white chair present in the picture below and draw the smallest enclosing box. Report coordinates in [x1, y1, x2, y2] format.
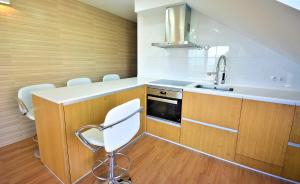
[76, 99, 142, 184]
[67, 77, 92, 86]
[102, 74, 120, 82]
[17, 84, 56, 158]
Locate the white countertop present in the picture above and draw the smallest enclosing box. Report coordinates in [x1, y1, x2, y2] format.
[32, 77, 300, 106]
[32, 77, 151, 105]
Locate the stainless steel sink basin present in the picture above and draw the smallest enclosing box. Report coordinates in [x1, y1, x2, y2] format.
[194, 84, 234, 91]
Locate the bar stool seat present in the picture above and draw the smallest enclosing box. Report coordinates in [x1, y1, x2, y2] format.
[26, 109, 35, 120]
[81, 128, 104, 147]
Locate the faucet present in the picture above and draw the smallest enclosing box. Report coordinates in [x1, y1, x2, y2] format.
[214, 55, 227, 85]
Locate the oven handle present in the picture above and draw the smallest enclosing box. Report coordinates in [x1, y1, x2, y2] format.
[147, 96, 178, 104]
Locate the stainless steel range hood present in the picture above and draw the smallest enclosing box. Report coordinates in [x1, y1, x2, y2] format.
[152, 4, 203, 49]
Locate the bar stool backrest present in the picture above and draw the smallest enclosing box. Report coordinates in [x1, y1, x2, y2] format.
[67, 77, 92, 86]
[103, 99, 140, 153]
[102, 74, 120, 82]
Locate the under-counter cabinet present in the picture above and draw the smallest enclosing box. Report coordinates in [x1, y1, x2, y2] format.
[282, 107, 300, 181]
[180, 92, 242, 161]
[146, 117, 180, 143]
[235, 100, 295, 175]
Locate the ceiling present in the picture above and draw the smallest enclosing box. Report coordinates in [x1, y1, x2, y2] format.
[77, 0, 136, 22]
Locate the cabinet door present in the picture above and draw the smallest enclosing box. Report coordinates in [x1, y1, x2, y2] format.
[182, 92, 242, 129]
[236, 100, 295, 166]
[282, 145, 300, 182]
[180, 120, 237, 161]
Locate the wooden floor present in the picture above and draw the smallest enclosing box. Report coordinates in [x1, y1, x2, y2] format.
[0, 135, 290, 184]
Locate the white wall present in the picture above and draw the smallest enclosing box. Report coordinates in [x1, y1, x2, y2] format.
[135, 0, 183, 12]
[138, 8, 300, 90]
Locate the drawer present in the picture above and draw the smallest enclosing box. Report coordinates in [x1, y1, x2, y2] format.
[146, 117, 180, 143]
[180, 120, 238, 161]
[182, 92, 242, 129]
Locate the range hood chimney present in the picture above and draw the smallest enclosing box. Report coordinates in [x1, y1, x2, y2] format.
[152, 4, 206, 49]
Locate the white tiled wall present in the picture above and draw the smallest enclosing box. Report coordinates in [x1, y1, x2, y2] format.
[137, 8, 300, 90]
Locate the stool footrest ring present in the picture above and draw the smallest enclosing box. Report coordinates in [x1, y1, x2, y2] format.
[92, 152, 131, 181]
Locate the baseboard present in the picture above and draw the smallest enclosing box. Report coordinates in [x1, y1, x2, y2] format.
[145, 132, 299, 184]
[45, 165, 65, 184]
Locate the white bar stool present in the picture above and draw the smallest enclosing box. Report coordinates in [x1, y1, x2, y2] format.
[17, 84, 56, 158]
[67, 77, 92, 86]
[102, 74, 120, 82]
[76, 99, 142, 184]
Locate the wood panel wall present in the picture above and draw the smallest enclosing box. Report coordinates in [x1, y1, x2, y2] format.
[0, 0, 137, 147]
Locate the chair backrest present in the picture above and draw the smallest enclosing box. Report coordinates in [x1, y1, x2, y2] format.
[18, 84, 56, 111]
[103, 99, 140, 152]
[102, 74, 120, 82]
[67, 77, 92, 86]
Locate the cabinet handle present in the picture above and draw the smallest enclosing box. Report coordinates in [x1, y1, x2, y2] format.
[288, 142, 300, 148]
[182, 117, 238, 133]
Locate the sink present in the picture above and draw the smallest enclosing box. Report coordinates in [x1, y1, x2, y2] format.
[194, 84, 234, 91]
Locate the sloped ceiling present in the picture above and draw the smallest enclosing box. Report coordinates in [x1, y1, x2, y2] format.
[135, 0, 300, 63]
[78, 0, 136, 22]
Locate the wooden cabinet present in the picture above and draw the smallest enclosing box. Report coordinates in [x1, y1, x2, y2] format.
[182, 92, 242, 129]
[282, 145, 300, 182]
[146, 117, 180, 143]
[180, 120, 238, 160]
[290, 107, 300, 144]
[34, 86, 146, 183]
[236, 100, 295, 167]
[181, 92, 241, 161]
[235, 154, 282, 175]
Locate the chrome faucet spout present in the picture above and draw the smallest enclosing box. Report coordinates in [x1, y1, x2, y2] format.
[214, 55, 227, 85]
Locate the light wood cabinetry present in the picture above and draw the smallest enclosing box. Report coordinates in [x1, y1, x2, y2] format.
[181, 92, 241, 161]
[146, 117, 180, 143]
[182, 92, 242, 129]
[235, 154, 282, 175]
[180, 120, 237, 161]
[236, 100, 295, 167]
[33, 86, 146, 183]
[290, 107, 300, 144]
[282, 145, 300, 182]
[33, 96, 71, 184]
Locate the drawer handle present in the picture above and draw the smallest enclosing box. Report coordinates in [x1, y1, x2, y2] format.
[182, 117, 238, 133]
[288, 142, 300, 148]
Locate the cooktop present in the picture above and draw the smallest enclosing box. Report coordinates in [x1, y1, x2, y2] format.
[149, 79, 193, 87]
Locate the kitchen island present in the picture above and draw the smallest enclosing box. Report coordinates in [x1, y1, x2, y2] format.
[32, 78, 148, 184]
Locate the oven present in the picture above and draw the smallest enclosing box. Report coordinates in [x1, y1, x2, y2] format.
[147, 86, 182, 124]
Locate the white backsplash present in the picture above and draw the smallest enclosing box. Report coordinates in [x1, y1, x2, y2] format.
[137, 8, 300, 90]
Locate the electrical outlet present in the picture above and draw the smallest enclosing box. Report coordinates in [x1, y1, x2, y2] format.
[270, 75, 287, 84]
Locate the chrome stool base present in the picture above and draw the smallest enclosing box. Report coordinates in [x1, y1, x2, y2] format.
[33, 147, 40, 159]
[92, 152, 131, 183]
[32, 135, 40, 159]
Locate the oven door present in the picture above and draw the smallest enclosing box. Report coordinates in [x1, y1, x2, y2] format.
[147, 95, 182, 123]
